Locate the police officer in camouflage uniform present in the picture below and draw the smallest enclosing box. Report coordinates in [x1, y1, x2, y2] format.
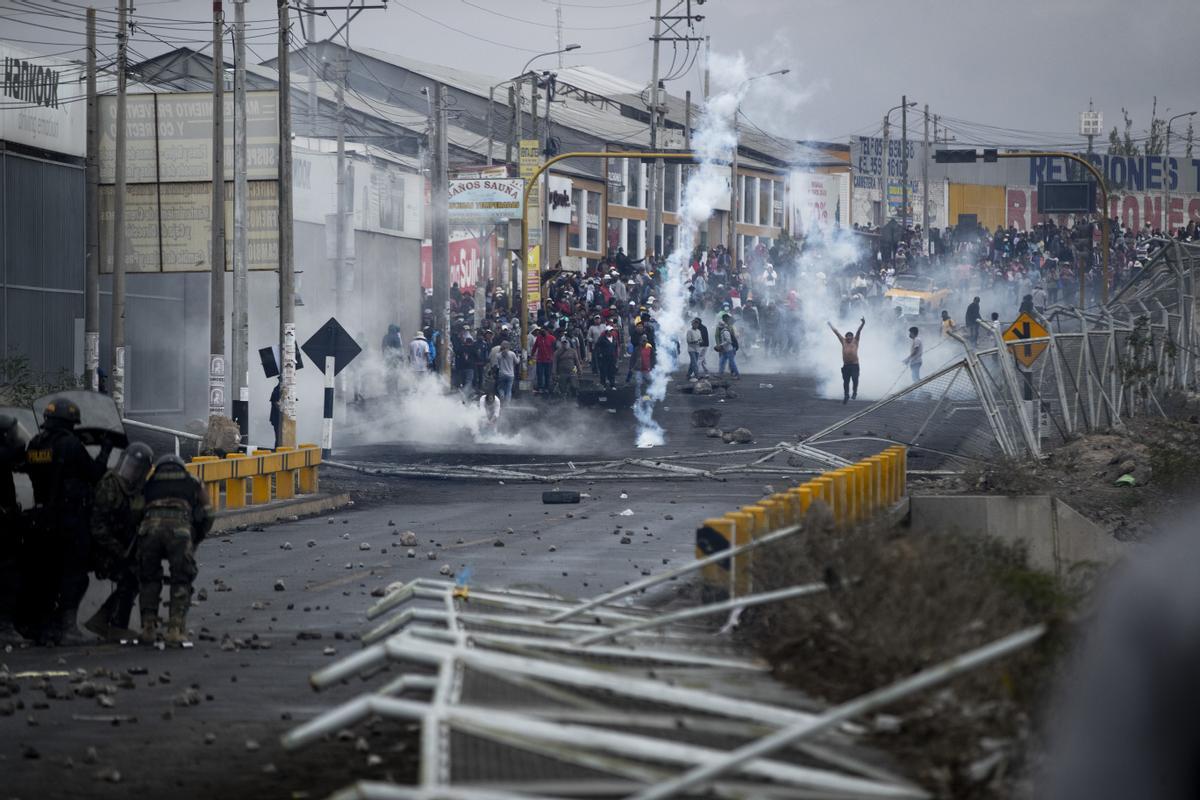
[137, 454, 212, 645]
[0, 414, 27, 645]
[86, 442, 153, 641]
[23, 398, 110, 644]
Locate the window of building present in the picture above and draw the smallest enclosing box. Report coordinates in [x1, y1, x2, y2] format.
[626, 218, 641, 259]
[664, 163, 679, 213]
[663, 223, 677, 254]
[759, 178, 771, 226]
[772, 179, 784, 228]
[607, 217, 622, 254]
[743, 176, 755, 224]
[569, 187, 584, 250]
[586, 192, 601, 252]
[626, 159, 642, 208]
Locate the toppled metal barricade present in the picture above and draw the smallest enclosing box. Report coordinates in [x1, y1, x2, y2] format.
[284, 543, 1043, 799]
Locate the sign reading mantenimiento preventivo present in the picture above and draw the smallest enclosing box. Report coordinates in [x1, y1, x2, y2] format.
[97, 91, 280, 273]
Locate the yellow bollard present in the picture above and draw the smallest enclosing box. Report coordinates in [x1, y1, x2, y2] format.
[826, 471, 846, 525]
[274, 446, 296, 500]
[697, 517, 735, 587]
[741, 505, 769, 538]
[726, 511, 755, 597]
[855, 462, 871, 515]
[865, 456, 884, 511]
[880, 450, 895, 504]
[763, 497, 789, 529]
[810, 477, 834, 516]
[896, 445, 908, 497]
[297, 443, 320, 494]
[790, 486, 813, 518]
[224, 453, 248, 510]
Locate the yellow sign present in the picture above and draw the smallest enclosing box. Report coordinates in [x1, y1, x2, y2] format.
[526, 245, 541, 310]
[1003, 312, 1049, 368]
[519, 138, 542, 246]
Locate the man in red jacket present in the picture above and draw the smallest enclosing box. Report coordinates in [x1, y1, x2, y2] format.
[532, 327, 557, 393]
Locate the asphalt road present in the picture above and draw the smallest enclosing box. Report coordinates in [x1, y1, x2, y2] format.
[0, 367, 921, 799]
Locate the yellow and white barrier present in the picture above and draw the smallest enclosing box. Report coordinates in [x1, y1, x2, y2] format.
[694, 446, 908, 597]
[187, 443, 322, 511]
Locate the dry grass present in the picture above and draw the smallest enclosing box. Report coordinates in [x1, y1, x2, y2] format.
[739, 508, 1077, 798]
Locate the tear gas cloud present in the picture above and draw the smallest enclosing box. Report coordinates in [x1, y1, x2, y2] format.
[634, 52, 751, 448]
[342, 352, 607, 454]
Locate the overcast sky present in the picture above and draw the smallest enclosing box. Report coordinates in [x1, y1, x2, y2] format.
[4, 0, 1199, 148]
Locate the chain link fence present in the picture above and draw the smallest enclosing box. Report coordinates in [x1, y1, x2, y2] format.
[806, 241, 1200, 463]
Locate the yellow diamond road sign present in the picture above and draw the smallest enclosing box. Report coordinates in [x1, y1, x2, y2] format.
[1003, 312, 1049, 368]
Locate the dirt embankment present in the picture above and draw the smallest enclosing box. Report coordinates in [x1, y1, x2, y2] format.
[916, 414, 1200, 541]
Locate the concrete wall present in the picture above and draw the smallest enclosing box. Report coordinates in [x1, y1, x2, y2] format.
[909, 494, 1130, 576]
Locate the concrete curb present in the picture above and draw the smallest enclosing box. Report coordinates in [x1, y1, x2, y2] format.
[212, 492, 352, 532]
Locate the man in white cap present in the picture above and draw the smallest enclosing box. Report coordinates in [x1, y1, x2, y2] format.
[409, 330, 430, 371]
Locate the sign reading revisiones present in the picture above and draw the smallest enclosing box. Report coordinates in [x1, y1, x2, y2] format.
[526, 244, 541, 311]
[0, 45, 86, 156]
[519, 139, 542, 246]
[99, 180, 279, 273]
[448, 178, 524, 224]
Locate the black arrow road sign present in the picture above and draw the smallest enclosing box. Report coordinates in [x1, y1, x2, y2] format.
[301, 317, 362, 377]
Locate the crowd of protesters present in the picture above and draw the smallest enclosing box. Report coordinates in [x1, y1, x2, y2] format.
[376, 212, 1196, 408]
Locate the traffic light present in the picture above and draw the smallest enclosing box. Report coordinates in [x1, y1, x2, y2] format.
[934, 149, 977, 163]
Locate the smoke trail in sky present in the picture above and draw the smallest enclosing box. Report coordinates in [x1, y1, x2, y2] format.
[634, 54, 750, 447]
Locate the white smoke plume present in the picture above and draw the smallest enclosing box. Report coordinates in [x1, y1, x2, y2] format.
[634, 53, 751, 448]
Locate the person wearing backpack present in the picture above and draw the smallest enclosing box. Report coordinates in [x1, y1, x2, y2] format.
[715, 313, 740, 378]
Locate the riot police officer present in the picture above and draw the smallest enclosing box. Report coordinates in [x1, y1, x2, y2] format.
[0, 414, 26, 644]
[87, 442, 153, 641]
[22, 398, 109, 644]
[138, 454, 212, 645]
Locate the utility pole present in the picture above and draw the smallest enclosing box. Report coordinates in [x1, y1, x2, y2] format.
[277, 0, 297, 447]
[684, 89, 691, 151]
[901, 94, 908, 233]
[881, 113, 889, 224]
[431, 83, 450, 376]
[1085, 99, 1095, 159]
[505, 84, 517, 168]
[232, 0, 250, 439]
[306, 0, 317, 134]
[210, 1, 227, 420]
[922, 103, 930, 254]
[84, 8, 99, 392]
[111, 0, 129, 415]
[728, 131, 738, 253]
[334, 36, 348, 348]
[703, 35, 710, 100]
[647, 0, 662, 260]
[542, 72, 553, 267]
[555, 1, 564, 67]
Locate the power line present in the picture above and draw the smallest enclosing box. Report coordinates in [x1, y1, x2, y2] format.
[458, 0, 648, 31]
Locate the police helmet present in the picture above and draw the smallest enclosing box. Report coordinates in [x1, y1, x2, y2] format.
[154, 454, 188, 471]
[43, 397, 82, 427]
[116, 442, 154, 486]
[0, 414, 21, 448]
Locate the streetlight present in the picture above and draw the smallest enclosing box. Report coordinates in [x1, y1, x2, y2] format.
[1164, 110, 1196, 235]
[728, 69, 790, 259]
[881, 99, 917, 227]
[485, 44, 580, 166]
